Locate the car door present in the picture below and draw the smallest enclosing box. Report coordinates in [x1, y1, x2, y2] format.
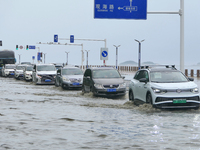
[57, 69, 62, 85]
[83, 69, 92, 92]
[134, 70, 149, 102]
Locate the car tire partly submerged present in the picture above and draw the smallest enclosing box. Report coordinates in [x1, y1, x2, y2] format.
[129, 90, 134, 101]
[146, 92, 153, 105]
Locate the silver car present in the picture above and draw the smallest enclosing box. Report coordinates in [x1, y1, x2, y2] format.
[14, 64, 26, 80]
[32, 64, 56, 85]
[23, 65, 33, 81]
[55, 66, 83, 89]
[2, 64, 16, 77]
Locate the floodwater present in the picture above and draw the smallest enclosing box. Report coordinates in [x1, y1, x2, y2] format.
[1, 76, 200, 150]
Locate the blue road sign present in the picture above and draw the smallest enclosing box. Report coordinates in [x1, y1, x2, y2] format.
[29, 45, 36, 49]
[32, 56, 35, 60]
[94, 0, 147, 20]
[37, 53, 41, 61]
[70, 35, 74, 43]
[54, 34, 58, 42]
[102, 51, 108, 57]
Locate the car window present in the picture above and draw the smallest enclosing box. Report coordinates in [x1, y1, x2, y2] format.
[5, 65, 15, 69]
[150, 71, 188, 83]
[92, 69, 121, 78]
[62, 68, 83, 75]
[57, 69, 61, 74]
[16, 66, 25, 70]
[134, 70, 149, 81]
[26, 66, 33, 71]
[84, 69, 91, 77]
[37, 65, 56, 71]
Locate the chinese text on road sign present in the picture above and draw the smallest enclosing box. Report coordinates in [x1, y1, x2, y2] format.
[94, 0, 147, 20]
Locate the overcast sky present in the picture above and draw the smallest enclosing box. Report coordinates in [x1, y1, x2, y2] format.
[0, 0, 199, 67]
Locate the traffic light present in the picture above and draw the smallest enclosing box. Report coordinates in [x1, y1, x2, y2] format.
[26, 45, 29, 50]
[0, 41, 2, 46]
[16, 45, 18, 50]
[40, 52, 42, 57]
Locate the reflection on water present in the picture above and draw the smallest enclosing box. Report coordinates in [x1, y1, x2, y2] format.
[0, 77, 200, 149]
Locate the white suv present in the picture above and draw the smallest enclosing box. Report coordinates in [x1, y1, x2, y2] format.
[129, 65, 200, 109]
[32, 64, 56, 85]
[2, 64, 16, 77]
[14, 64, 26, 80]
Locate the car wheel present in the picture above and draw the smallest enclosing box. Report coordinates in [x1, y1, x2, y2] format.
[82, 85, 85, 93]
[146, 92, 153, 104]
[129, 90, 134, 101]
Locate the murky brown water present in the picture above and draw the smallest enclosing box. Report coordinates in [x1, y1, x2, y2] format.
[1, 76, 200, 150]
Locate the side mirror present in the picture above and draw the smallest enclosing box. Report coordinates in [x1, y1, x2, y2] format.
[188, 77, 194, 81]
[122, 76, 125, 79]
[139, 78, 147, 83]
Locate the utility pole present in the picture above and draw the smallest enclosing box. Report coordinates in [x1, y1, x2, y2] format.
[135, 39, 145, 70]
[113, 45, 121, 70]
[85, 50, 90, 68]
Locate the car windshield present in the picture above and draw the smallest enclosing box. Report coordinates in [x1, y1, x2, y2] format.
[150, 71, 188, 83]
[26, 66, 33, 71]
[16, 66, 25, 70]
[5, 65, 15, 69]
[92, 69, 121, 78]
[62, 68, 83, 75]
[37, 65, 56, 71]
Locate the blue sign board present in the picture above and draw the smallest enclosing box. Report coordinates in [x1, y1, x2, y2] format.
[37, 53, 41, 61]
[54, 34, 58, 42]
[70, 35, 74, 43]
[94, 0, 147, 20]
[102, 51, 108, 57]
[29, 45, 36, 49]
[32, 56, 35, 60]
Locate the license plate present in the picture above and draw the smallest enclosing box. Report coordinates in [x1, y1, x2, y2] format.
[45, 79, 51, 82]
[73, 83, 80, 85]
[107, 89, 116, 92]
[10, 73, 14, 75]
[173, 99, 186, 103]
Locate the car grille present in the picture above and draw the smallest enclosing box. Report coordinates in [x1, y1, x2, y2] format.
[156, 96, 199, 102]
[103, 84, 119, 88]
[41, 75, 55, 82]
[9, 71, 14, 73]
[166, 89, 192, 93]
[69, 78, 81, 82]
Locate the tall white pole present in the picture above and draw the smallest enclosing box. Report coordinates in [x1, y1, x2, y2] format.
[180, 0, 184, 72]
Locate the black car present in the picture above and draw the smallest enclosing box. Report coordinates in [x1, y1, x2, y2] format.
[82, 67, 126, 97]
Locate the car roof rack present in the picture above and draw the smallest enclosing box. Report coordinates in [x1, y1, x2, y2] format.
[141, 65, 176, 70]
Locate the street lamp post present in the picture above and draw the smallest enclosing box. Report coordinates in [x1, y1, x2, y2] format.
[43, 53, 47, 64]
[85, 50, 90, 68]
[18, 54, 21, 64]
[135, 39, 145, 70]
[113, 45, 121, 70]
[65, 51, 69, 65]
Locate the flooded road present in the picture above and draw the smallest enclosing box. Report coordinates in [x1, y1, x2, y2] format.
[1, 77, 200, 150]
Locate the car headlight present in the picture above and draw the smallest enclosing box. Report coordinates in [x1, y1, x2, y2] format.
[5, 71, 9, 74]
[63, 77, 70, 82]
[119, 82, 126, 88]
[94, 83, 103, 89]
[152, 87, 167, 94]
[191, 87, 199, 93]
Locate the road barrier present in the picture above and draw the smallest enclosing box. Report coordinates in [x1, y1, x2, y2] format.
[81, 65, 200, 77]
